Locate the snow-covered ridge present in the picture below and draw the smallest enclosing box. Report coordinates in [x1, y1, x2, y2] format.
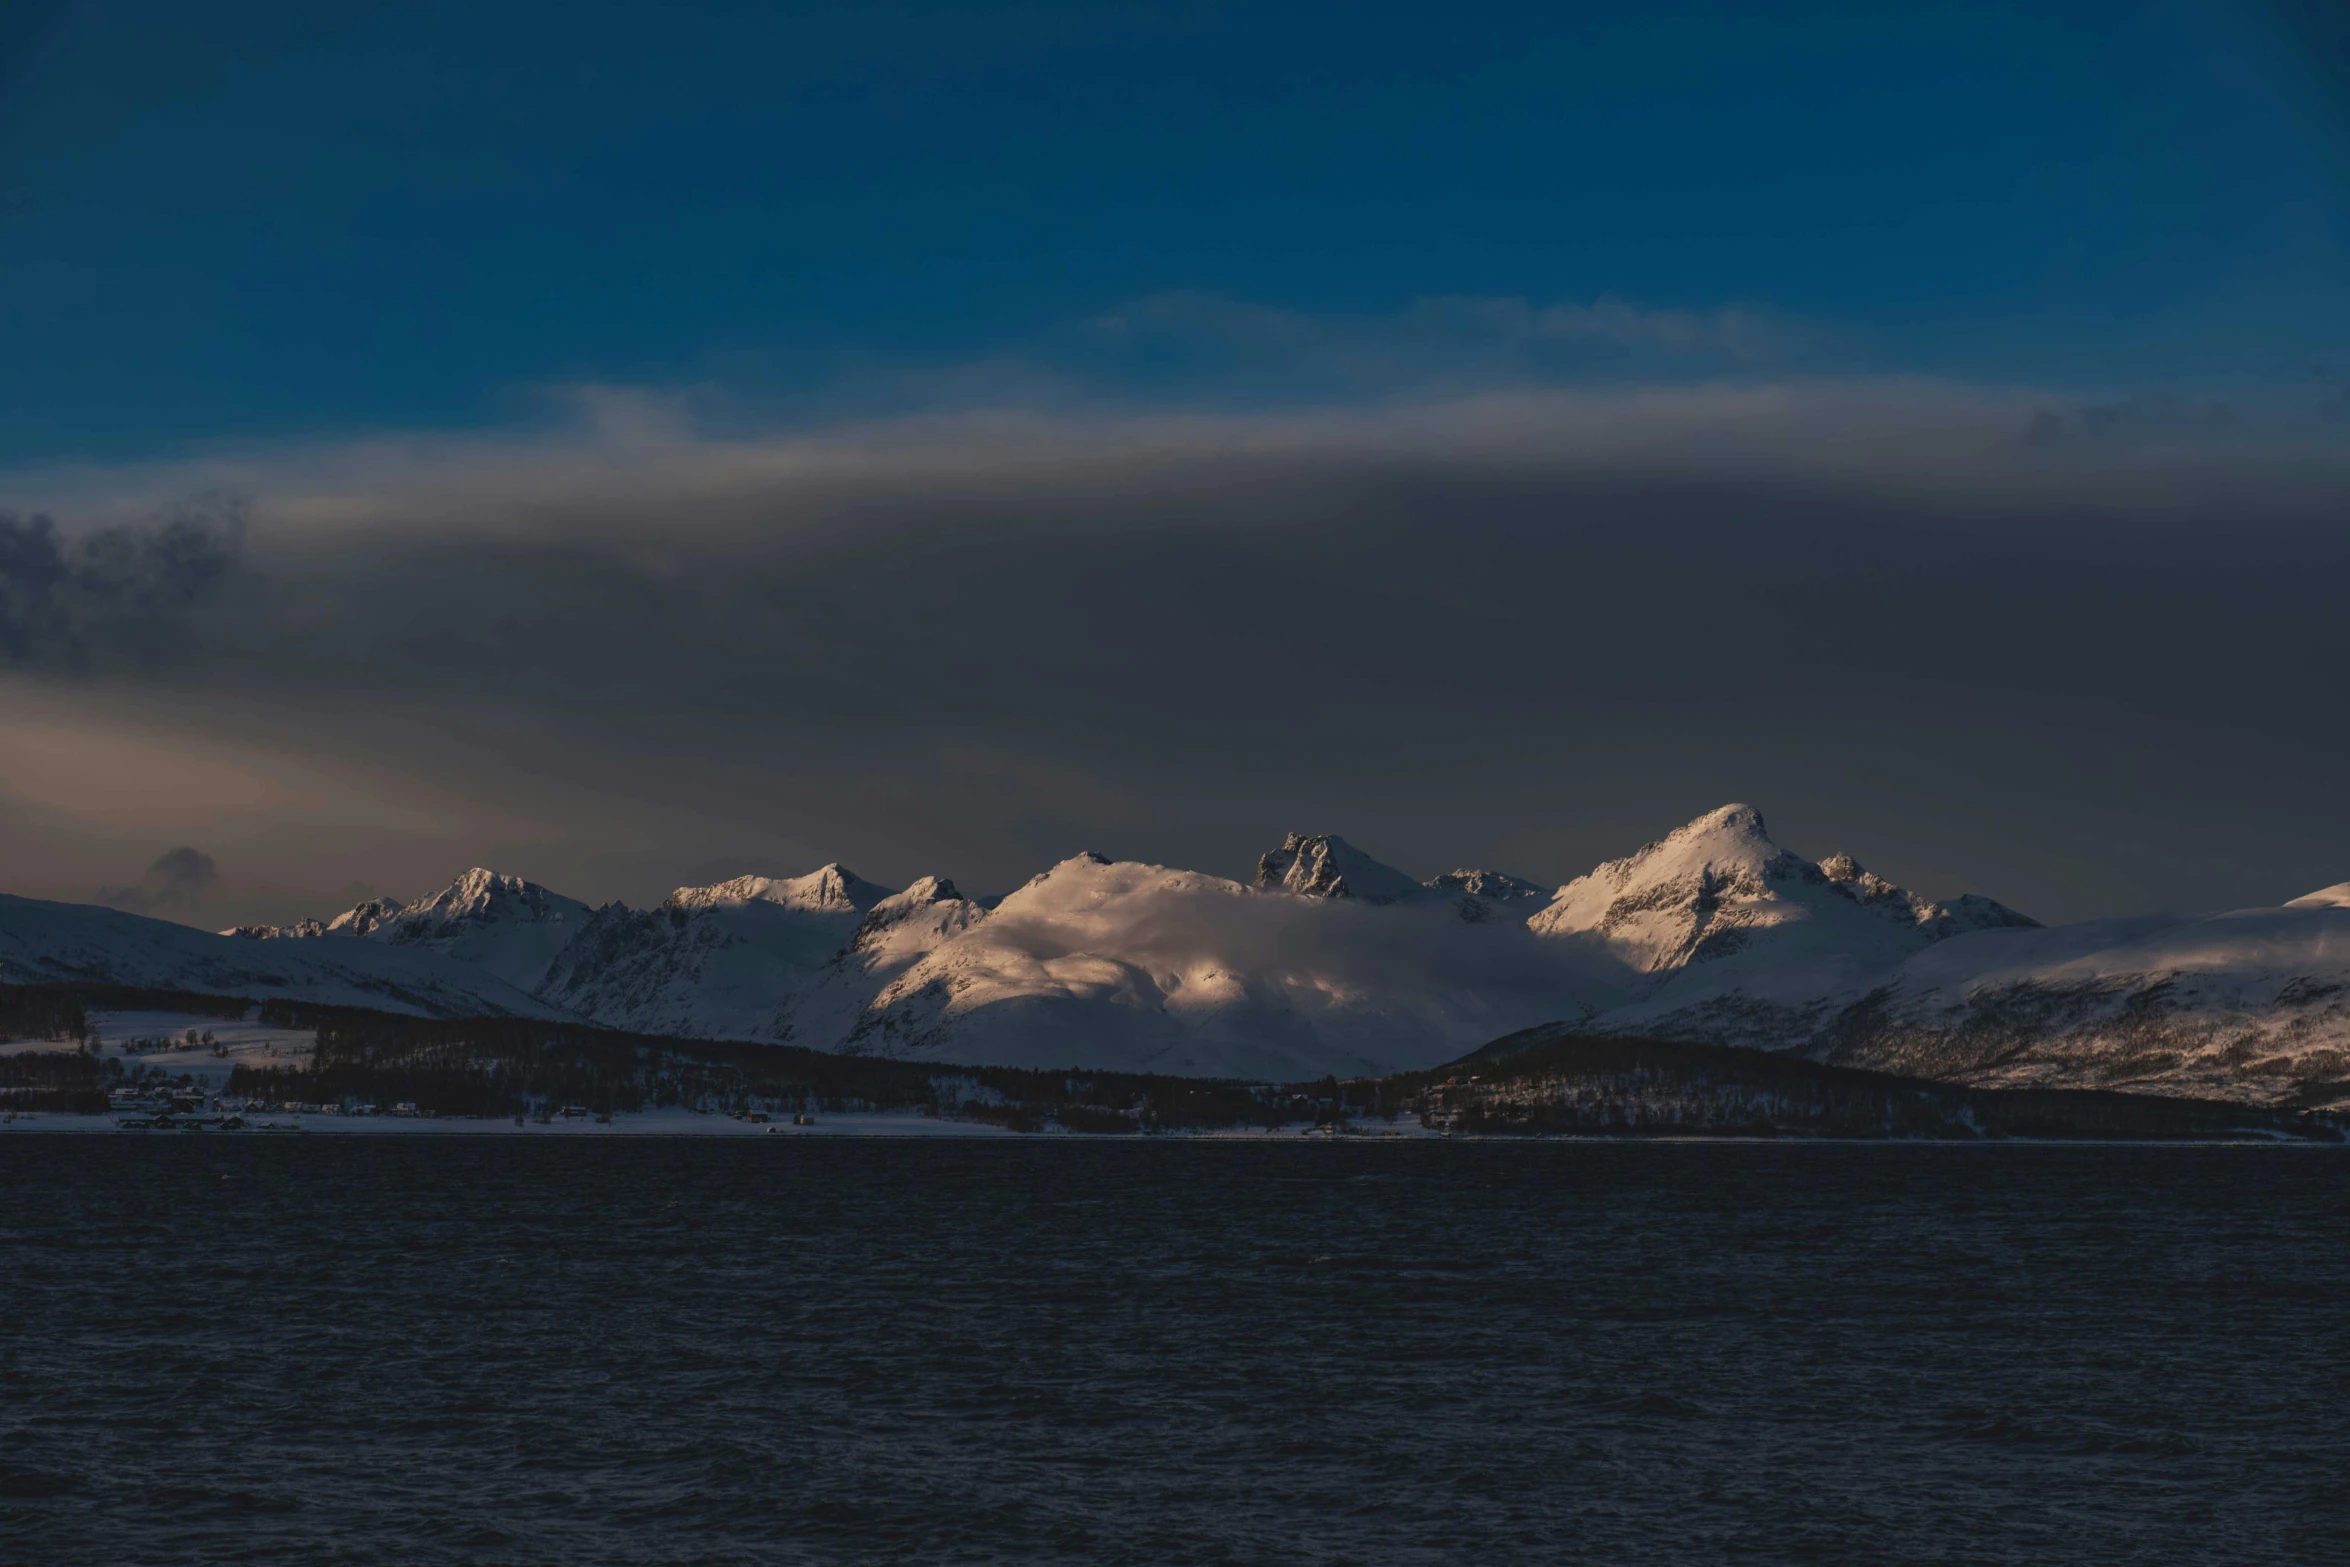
[295, 868, 596, 994]
[25, 810, 2350, 1106]
[3, 893, 561, 1019]
[1809, 901, 2350, 1107]
[663, 864, 887, 917]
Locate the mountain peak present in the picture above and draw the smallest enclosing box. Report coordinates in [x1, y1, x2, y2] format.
[222, 918, 325, 940]
[1676, 802, 1771, 844]
[1254, 833, 1423, 904]
[846, 873, 986, 953]
[1425, 868, 1549, 924]
[666, 865, 892, 917]
[398, 868, 577, 929]
[324, 895, 405, 936]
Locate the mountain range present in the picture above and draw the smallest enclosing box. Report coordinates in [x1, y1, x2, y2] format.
[3, 804, 2344, 1107]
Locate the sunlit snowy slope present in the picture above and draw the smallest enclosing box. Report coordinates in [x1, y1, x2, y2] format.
[16, 807, 2348, 1103]
[1815, 901, 2350, 1106]
[778, 849, 1621, 1079]
[1528, 804, 2037, 1049]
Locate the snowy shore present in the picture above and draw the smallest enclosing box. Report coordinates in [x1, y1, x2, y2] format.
[0, 1107, 1438, 1138]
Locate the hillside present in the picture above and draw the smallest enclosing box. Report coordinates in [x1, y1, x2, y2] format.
[18, 804, 2348, 1107]
[1, 894, 563, 1020]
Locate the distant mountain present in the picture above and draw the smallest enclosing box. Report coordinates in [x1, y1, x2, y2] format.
[3, 893, 561, 1019]
[776, 850, 1613, 1079]
[327, 868, 595, 993]
[1254, 833, 1427, 904]
[776, 874, 993, 1049]
[234, 869, 595, 994]
[535, 865, 892, 1040]
[1527, 804, 2036, 1050]
[1425, 868, 1551, 923]
[1486, 809, 2349, 1108]
[1815, 900, 2350, 1106]
[1251, 833, 1553, 920]
[15, 806, 2347, 1108]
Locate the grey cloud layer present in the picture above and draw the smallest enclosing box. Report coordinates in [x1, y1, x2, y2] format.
[5, 379, 2348, 924]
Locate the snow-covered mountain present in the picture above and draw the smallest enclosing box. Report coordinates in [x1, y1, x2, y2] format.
[1528, 804, 2036, 1049]
[320, 868, 595, 993]
[775, 848, 1617, 1079]
[3, 893, 562, 1019]
[1254, 833, 1429, 904]
[1814, 901, 2350, 1107]
[14, 805, 2347, 1106]
[235, 869, 593, 993]
[776, 875, 993, 1048]
[1494, 807, 2348, 1108]
[535, 865, 892, 1040]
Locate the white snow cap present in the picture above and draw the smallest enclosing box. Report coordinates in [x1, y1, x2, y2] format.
[665, 863, 890, 916]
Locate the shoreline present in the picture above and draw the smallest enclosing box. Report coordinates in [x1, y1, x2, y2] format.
[0, 1109, 2335, 1146]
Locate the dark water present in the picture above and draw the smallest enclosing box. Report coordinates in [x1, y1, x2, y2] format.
[2, 1140, 2346, 1566]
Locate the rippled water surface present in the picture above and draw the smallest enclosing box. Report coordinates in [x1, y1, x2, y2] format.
[3, 1139, 2346, 1565]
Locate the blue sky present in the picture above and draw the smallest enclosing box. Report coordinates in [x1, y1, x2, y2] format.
[2, 0, 2345, 462]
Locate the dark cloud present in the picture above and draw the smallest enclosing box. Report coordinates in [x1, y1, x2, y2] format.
[96, 845, 220, 915]
[0, 501, 244, 668]
[8, 385, 2350, 924]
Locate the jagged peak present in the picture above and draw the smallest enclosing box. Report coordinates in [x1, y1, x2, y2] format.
[796, 862, 871, 903]
[1426, 868, 1549, 924]
[1255, 833, 1423, 905]
[1020, 851, 1113, 886]
[1932, 892, 2041, 933]
[1566, 805, 1798, 904]
[1426, 868, 1548, 902]
[665, 863, 892, 916]
[848, 873, 986, 952]
[899, 873, 962, 904]
[1816, 853, 2038, 935]
[1529, 805, 2034, 971]
[1815, 851, 1920, 909]
[221, 918, 325, 940]
[324, 895, 404, 935]
[402, 867, 577, 921]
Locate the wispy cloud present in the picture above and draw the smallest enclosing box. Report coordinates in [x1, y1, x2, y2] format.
[1092, 289, 1801, 362]
[14, 372, 2342, 562]
[1071, 291, 1811, 400]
